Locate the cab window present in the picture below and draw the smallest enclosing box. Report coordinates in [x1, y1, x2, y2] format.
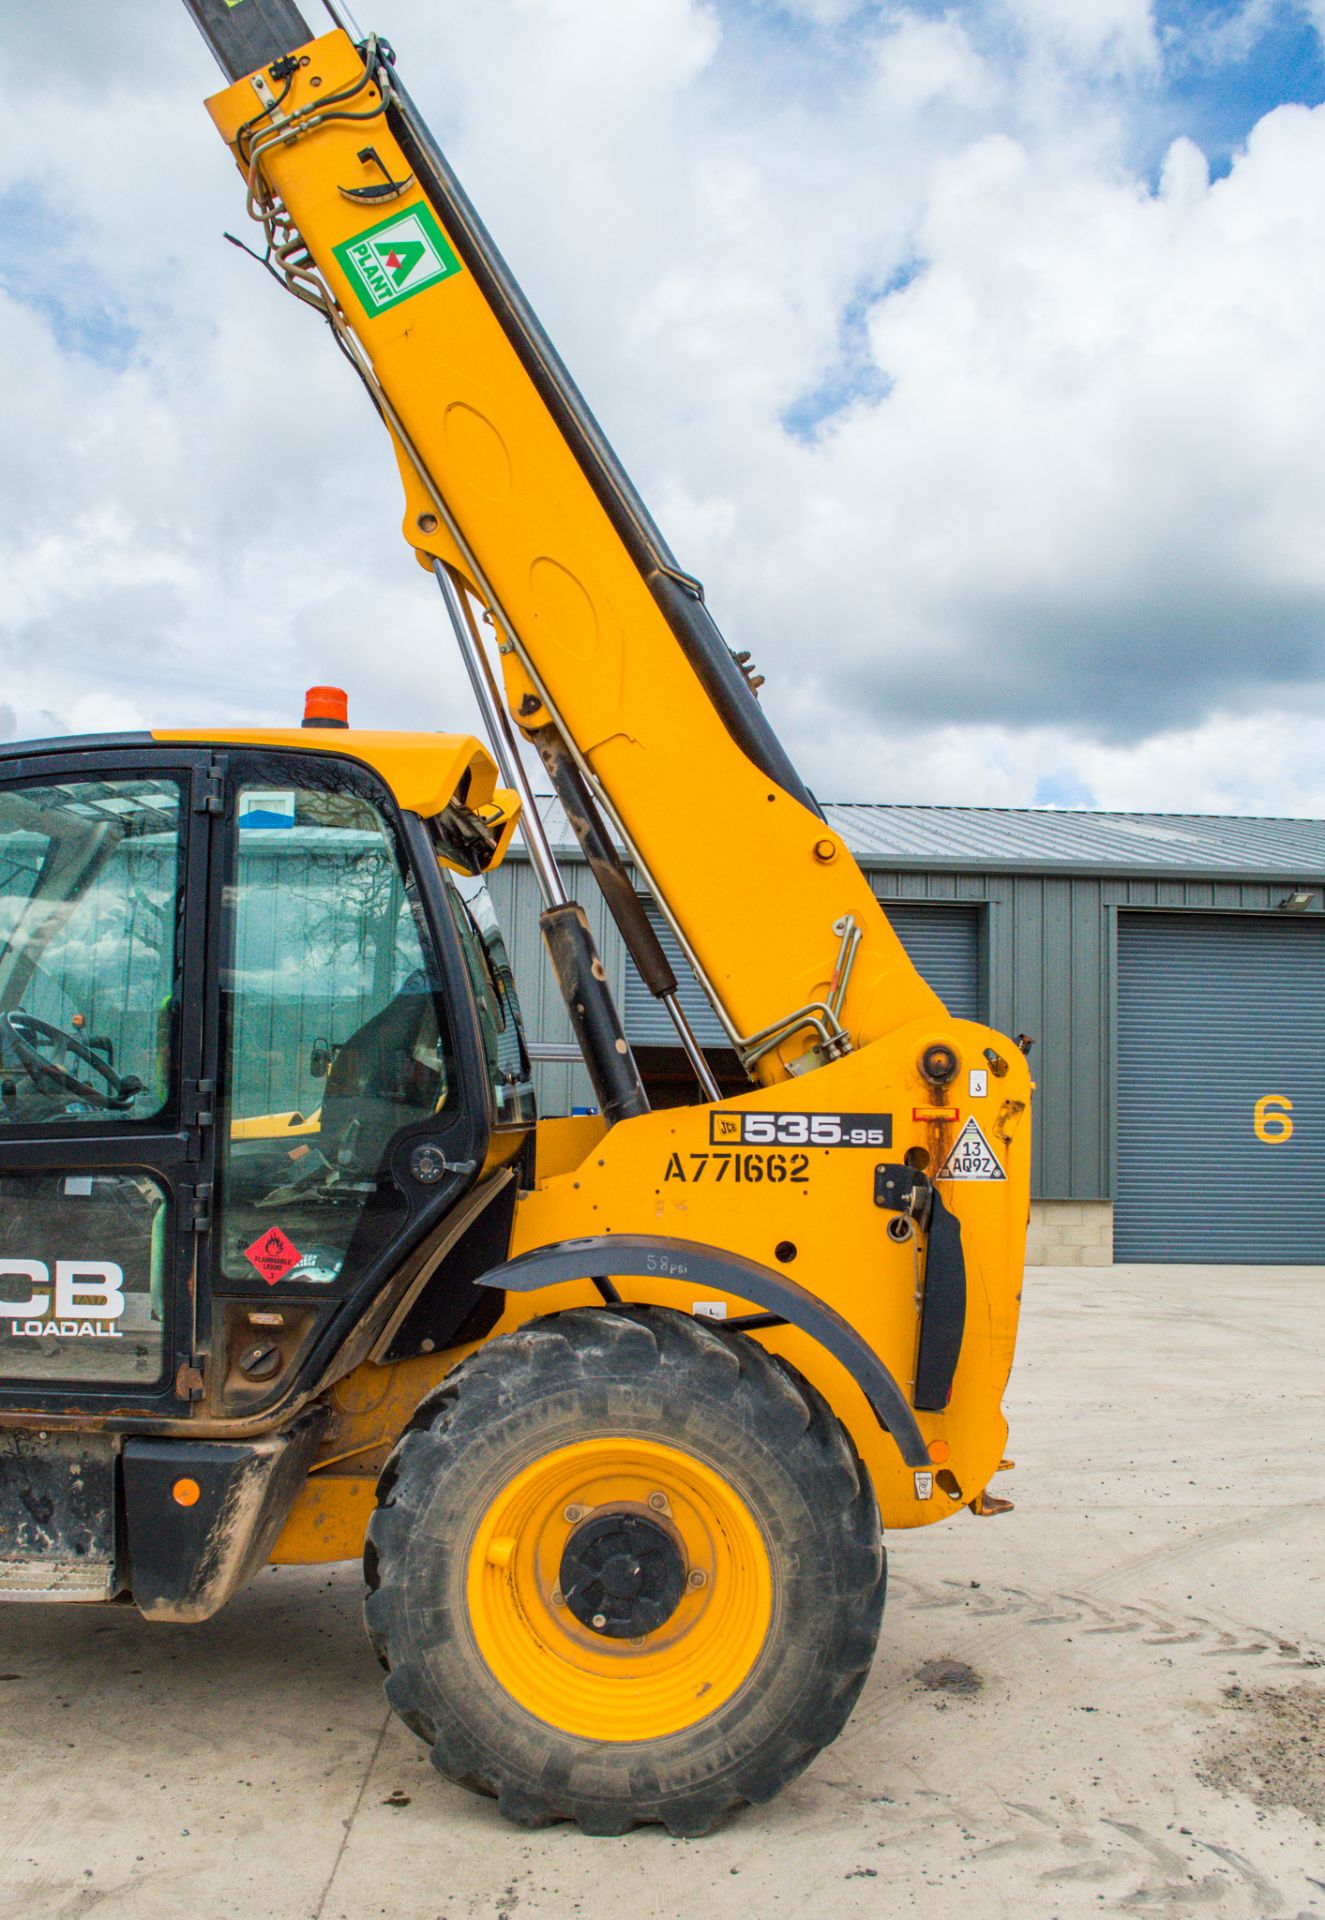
[0, 778, 182, 1126]
[217, 782, 456, 1292]
[446, 872, 536, 1129]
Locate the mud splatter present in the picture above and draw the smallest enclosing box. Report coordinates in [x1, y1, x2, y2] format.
[1197, 1681, 1325, 1827]
[915, 1658, 982, 1696]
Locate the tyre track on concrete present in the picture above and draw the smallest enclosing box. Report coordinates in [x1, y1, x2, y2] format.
[877, 1495, 1325, 1691]
[821, 1514, 1324, 1918]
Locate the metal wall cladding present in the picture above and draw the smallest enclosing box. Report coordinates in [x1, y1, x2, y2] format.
[1115, 911, 1325, 1263]
[489, 845, 1311, 1213]
[869, 869, 1097, 1197]
[870, 872, 1295, 1203]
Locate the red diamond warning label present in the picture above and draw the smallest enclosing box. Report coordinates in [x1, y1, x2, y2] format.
[243, 1227, 303, 1285]
[938, 1116, 1006, 1182]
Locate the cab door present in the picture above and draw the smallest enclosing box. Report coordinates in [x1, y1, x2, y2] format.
[204, 749, 494, 1415]
[0, 750, 217, 1417]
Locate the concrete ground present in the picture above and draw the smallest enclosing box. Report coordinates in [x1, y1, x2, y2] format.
[1, 1264, 1322, 1920]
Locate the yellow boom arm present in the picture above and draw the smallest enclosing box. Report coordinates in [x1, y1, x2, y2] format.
[198, 19, 944, 1084]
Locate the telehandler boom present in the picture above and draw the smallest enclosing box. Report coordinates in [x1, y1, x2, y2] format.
[0, 0, 1031, 1834]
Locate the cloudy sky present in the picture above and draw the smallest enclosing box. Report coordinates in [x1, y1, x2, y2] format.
[2, 0, 1325, 814]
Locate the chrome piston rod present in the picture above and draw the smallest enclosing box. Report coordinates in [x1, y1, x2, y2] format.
[433, 562, 568, 912]
[434, 562, 721, 1103]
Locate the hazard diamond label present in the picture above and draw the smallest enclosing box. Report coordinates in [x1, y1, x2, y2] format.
[938, 1116, 1006, 1182]
[243, 1227, 303, 1285]
[333, 202, 462, 317]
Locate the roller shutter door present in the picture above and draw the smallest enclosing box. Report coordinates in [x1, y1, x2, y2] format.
[1116, 912, 1325, 1262]
[878, 902, 982, 1020]
[622, 902, 726, 1046]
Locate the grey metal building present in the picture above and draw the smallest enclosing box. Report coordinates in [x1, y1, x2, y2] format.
[489, 803, 1325, 1266]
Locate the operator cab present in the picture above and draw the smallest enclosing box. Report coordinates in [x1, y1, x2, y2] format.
[0, 715, 532, 1425]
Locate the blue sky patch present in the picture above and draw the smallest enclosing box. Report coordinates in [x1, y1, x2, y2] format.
[1033, 772, 1099, 809]
[1152, 0, 1325, 171]
[0, 187, 140, 369]
[781, 266, 917, 443]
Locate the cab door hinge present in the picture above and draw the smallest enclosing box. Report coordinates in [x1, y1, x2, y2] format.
[183, 1078, 215, 1136]
[175, 1362, 206, 1403]
[182, 1182, 213, 1233]
[191, 759, 225, 815]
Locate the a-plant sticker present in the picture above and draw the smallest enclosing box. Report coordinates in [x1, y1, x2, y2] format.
[333, 202, 462, 317]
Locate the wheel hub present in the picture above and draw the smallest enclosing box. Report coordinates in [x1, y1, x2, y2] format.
[559, 1511, 687, 1639]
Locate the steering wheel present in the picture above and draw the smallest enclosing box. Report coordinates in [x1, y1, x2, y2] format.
[0, 1011, 144, 1110]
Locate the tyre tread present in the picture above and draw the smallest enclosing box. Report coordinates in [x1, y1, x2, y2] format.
[364, 1305, 885, 1836]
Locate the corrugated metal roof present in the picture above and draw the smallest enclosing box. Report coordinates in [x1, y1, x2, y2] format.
[821, 805, 1325, 876]
[515, 796, 1325, 879]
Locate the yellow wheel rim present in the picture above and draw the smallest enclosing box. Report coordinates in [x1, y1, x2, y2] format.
[467, 1436, 773, 1741]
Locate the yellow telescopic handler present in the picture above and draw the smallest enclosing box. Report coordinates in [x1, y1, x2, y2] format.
[0, 0, 1031, 1834]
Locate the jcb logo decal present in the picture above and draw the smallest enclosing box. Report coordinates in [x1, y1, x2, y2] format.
[0, 1259, 125, 1340]
[1253, 1095, 1293, 1145]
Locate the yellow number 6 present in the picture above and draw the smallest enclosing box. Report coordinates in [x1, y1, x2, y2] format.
[1254, 1094, 1293, 1144]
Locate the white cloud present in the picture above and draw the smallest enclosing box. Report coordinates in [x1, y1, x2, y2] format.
[874, 14, 994, 117]
[1005, 0, 1159, 74]
[0, 0, 1323, 829]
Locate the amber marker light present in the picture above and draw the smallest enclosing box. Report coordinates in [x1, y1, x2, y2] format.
[172, 1477, 202, 1508]
[303, 685, 349, 729]
[927, 1441, 951, 1465]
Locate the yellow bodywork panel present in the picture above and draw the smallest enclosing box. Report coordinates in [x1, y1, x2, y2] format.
[155, 725, 520, 868]
[229, 1109, 321, 1141]
[272, 1021, 1030, 1561]
[203, 35, 1034, 1574]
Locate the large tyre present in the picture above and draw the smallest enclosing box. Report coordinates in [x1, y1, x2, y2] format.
[364, 1306, 885, 1836]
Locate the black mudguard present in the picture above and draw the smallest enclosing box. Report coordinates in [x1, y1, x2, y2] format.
[480, 1235, 930, 1468]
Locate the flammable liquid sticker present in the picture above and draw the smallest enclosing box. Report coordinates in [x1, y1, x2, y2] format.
[243, 1227, 304, 1285]
[708, 1111, 892, 1148]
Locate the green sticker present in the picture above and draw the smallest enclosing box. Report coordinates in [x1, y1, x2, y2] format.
[333, 202, 463, 317]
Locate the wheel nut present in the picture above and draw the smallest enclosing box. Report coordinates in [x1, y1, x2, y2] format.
[564, 1504, 585, 1523]
[591, 1613, 607, 1630]
[550, 1587, 565, 1608]
[648, 1492, 668, 1512]
[687, 1568, 707, 1590]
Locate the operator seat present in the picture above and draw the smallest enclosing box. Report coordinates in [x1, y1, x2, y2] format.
[319, 970, 450, 1178]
